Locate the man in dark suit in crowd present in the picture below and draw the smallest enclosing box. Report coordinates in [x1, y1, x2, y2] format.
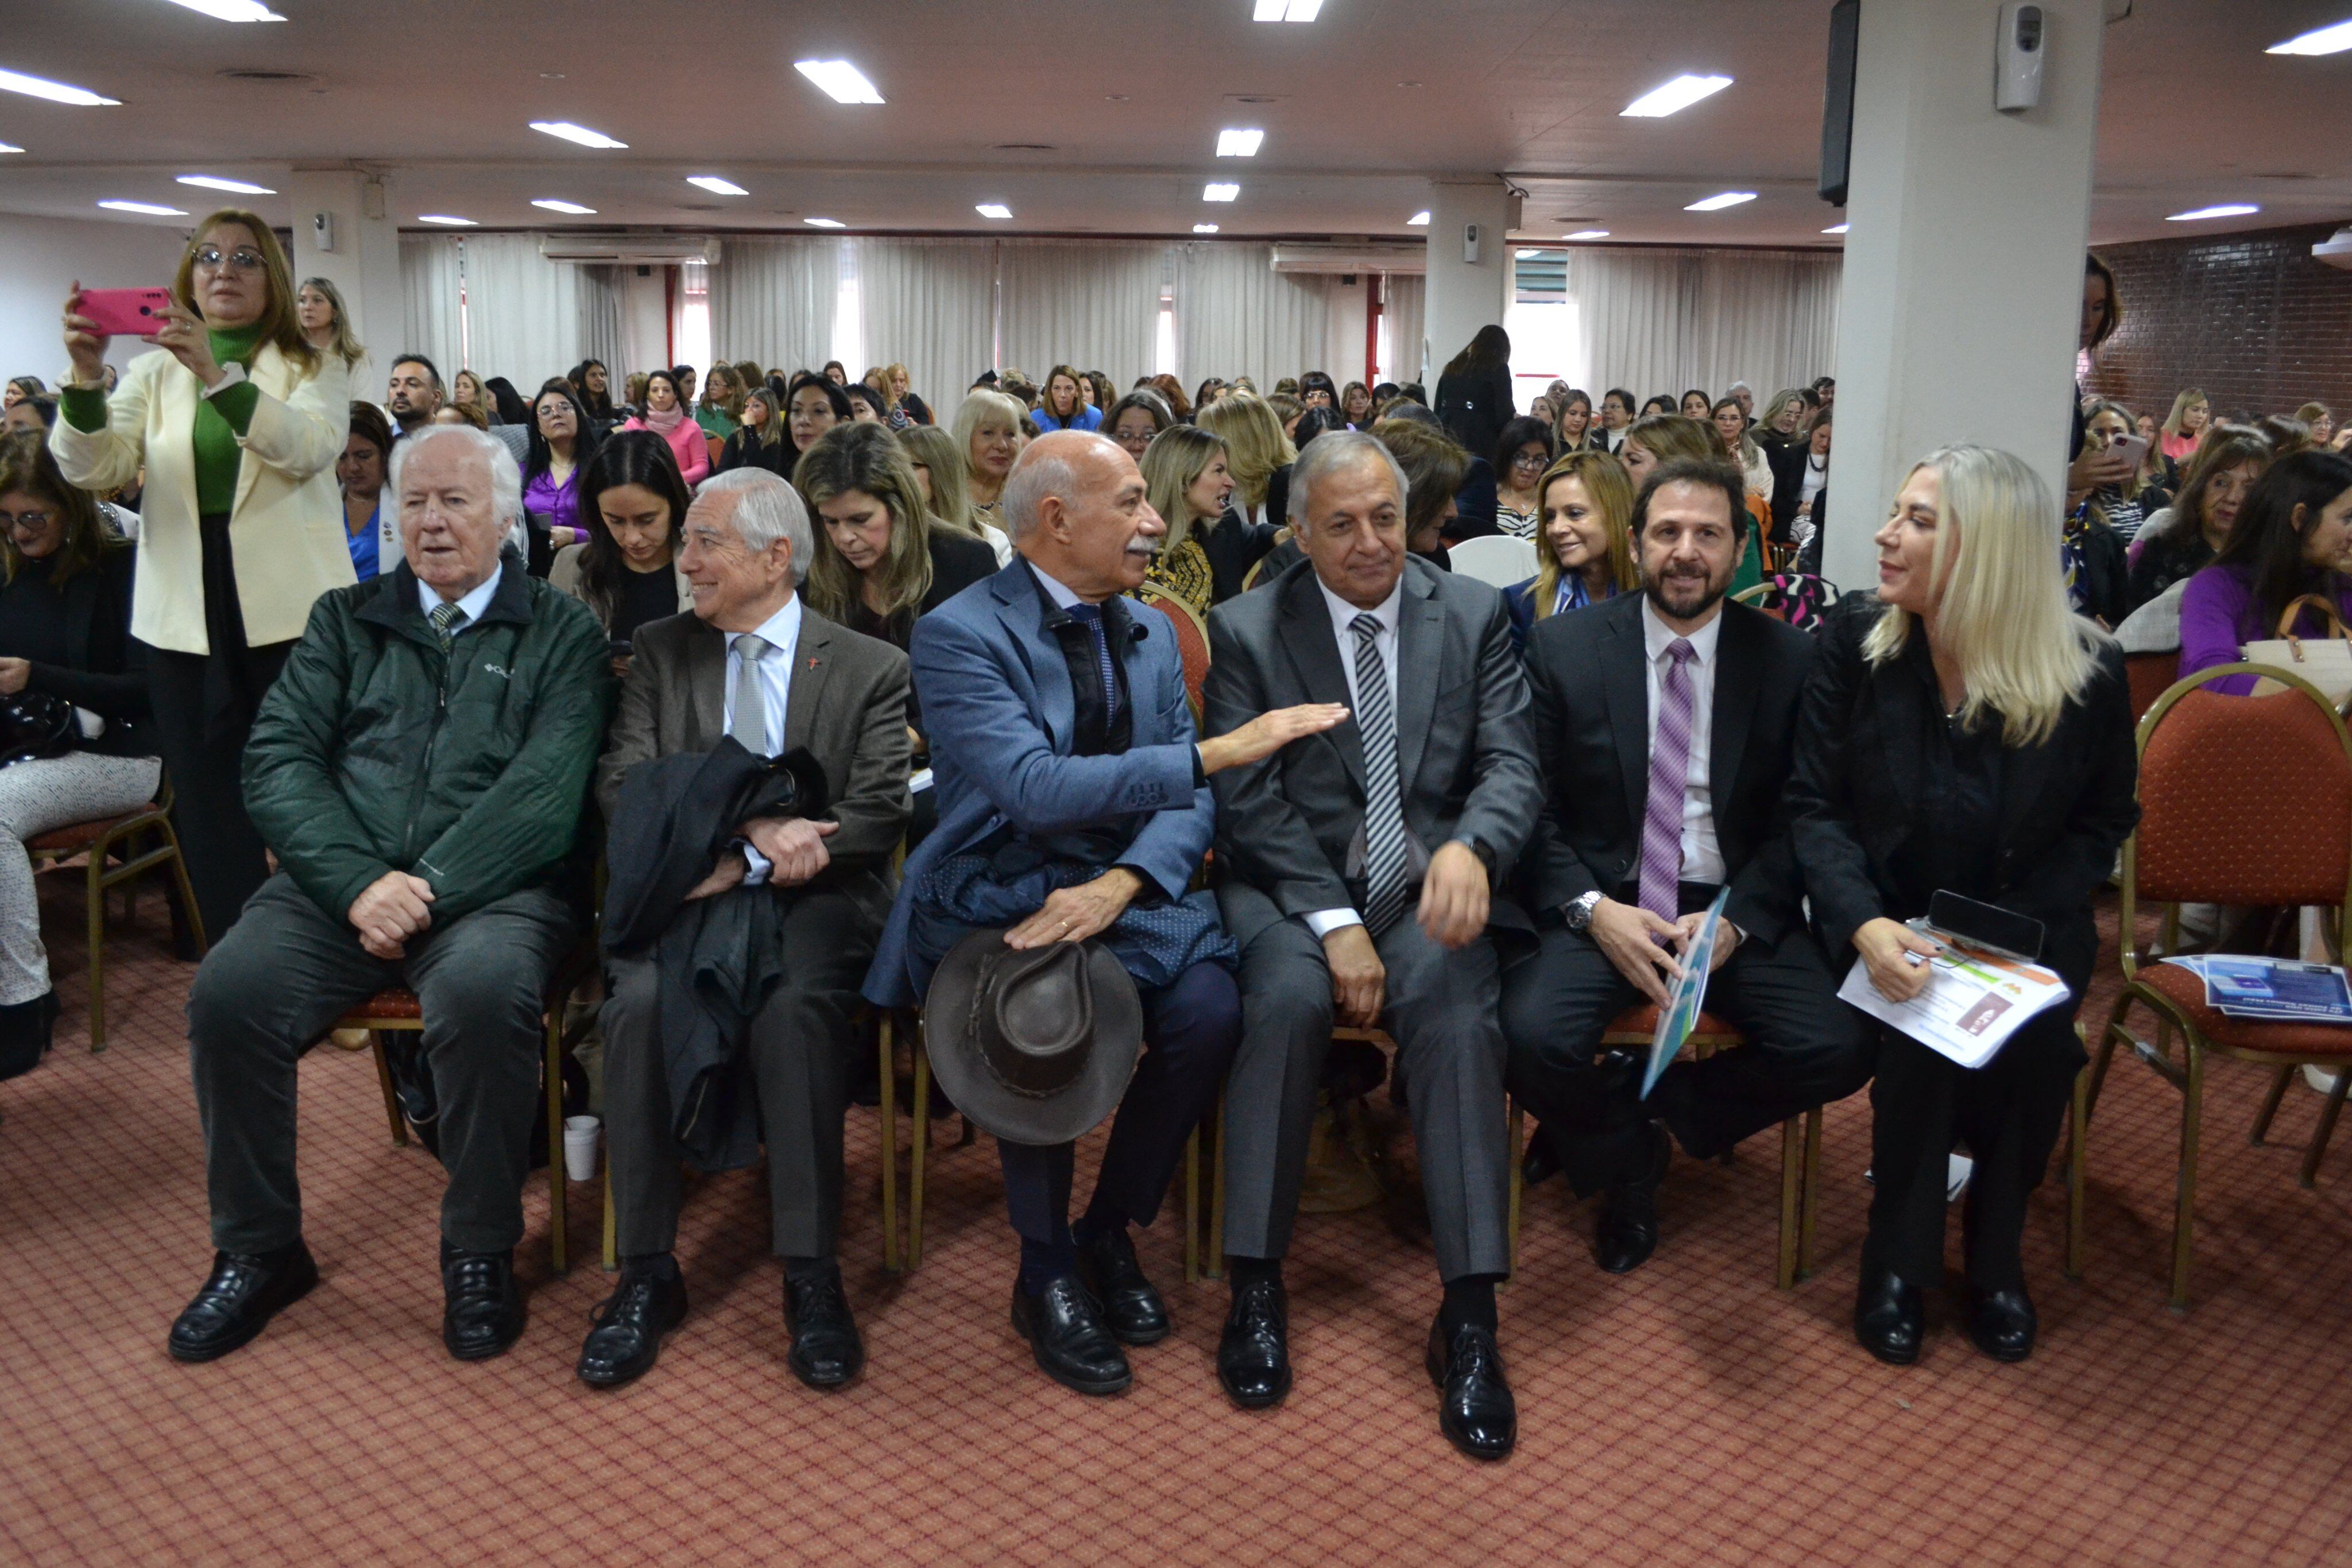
[1205, 429, 1544, 1462]
[1501, 457, 1873, 1277]
[577, 467, 912, 1392]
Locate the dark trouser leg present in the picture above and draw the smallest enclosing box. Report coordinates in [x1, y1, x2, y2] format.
[186, 875, 395, 1253]
[1000, 1141, 1078, 1248]
[601, 953, 681, 1257]
[1084, 961, 1242, 1232]
[1659, 930, 1878, 1160]
[750, 890, 873, 1260]
[1499, 924, 1640, 1196]
[1863, 1029, 1963, 1284]
[144, 638, 291, 948]
[1379, 922, 1512, 1281]
[1956, 1012, 2086, 1291]
[400, 884, 578, 1253]
[1219, 917, 1336, 1262]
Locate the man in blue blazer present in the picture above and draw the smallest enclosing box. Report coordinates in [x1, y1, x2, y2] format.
[865, 430, 1340, 1396]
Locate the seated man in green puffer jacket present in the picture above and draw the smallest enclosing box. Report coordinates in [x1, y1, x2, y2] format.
[167, 424, 614, 1369]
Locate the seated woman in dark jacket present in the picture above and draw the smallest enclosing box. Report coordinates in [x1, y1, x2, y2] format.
[1502, 450, 1637, 653]
[550, 431, 694, 669]
[1789, 444, 2137, 1370]
[714, 385, 794, 478]
[2123, 425, 2272, 615]
[0, 433, 157, 1074]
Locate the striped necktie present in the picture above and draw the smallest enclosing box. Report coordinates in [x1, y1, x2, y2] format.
[1351, 612, 1409, 934]
[428, 599, 468, 651]
[1636, 637, 1699, 936]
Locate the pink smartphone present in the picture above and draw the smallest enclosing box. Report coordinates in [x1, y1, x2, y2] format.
[78, 287, 174, 337]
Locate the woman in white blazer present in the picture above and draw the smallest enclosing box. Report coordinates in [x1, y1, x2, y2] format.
[54, 210, 354, 943]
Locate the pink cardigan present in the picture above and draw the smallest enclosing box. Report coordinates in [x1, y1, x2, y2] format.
[624, 411, 711, 486]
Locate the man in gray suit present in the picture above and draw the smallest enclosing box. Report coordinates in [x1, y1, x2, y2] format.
[576, 467, 911, 1392]
[1204, 429, 1543, 1462]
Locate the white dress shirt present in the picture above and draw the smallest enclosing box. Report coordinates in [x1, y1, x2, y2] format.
[416, 568, 501, 630]
[1303, 576, 1404, 939]
[1640, 595, 1725, 888]
[723, 593, 803, 884]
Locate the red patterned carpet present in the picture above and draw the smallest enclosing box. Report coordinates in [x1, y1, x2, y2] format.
[3, 879, 2349, 1565]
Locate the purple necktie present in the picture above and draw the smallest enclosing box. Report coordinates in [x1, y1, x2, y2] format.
[1637, 638, 1699, 936]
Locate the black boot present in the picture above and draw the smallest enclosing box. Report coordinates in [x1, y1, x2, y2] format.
[0, 990, 56, 1081]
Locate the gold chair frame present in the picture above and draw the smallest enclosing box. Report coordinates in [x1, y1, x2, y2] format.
[27, 771, 205, 1051]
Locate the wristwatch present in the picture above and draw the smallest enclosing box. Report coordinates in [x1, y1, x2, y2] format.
[1564, 890, 1603, 932]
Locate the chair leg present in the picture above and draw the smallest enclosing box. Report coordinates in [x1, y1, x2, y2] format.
[1774, 1116, 1802, 1290]
[1798, 1106, 1823, 1281]
[602, 1166, 617, 1272]
[1206, 1091, 1227, 1281]
[2170, 1043, 2204, 1312]
[1505, 1099, 1525, 1279]
[2084, 1004, 2126, 1126]
[2065, 1064, 2090, 1282]
[160, 816, 207, 957]
[546, 1013, 568, 1275]
[2299, 1063, 2349, 1188]
[879, 1012, 900, 1273]
[2251, 1064, 2296, 1146]
[371, 1033, 409, 1146]
[1183, 1125, 1201, 1285]
[84, 851, 106, 1052]
[909, 1043, 931, 1272]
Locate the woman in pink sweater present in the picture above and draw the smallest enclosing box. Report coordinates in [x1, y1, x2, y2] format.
[622, 369, 710, 486]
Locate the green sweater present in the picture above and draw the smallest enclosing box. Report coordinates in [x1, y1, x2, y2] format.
[61, 324, 264, 516]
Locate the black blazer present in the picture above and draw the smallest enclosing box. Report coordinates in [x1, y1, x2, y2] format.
[1519, 590, 1816, 947]
[715, 431, 792, 477]
[1768, 444, 1819, 541]
[3, 547, 150, 757]
[1787, 597, 2138, 983]
[1436, 363, 1515, 461]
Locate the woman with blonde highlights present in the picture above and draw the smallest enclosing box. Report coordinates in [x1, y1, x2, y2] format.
[1503, 450, 1636, 651]
[951, 388, 1026, 532]
[1789, 444, 2136, 1370]
[1137, 425, 1235, 615]
[1194, 392, 1297, 529]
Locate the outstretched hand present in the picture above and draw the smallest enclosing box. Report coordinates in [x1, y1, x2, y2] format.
[1198, 703, 1349, 775]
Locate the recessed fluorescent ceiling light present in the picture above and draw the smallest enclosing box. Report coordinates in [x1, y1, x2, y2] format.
[417, 214, 477, 226]
[177, 174, 275, 194]
[1204, 182, 1240, 202]
[804, 217, 846, 228]
[794, 59, 884, 104]
[0, 68, 119, 107]
[532, 199, 596, 214]
[687, 175, 748, 196]
[2167, 203, 2260, 221]
[976, 203, 1012, 219]
[0, 142, 22, 154]
[1621, 73, 1733, 117]
[1193, 223, 1220, 233]
[1254, 0, 1324, 18]
[1564, 229, 1610, 240]
[1407, 210, 1430, 226]
[2268, 19, 2352, 55]
[1216, 128, 1264, 157]
[99, 199, 187, 216]
[1822, 222, 1850, 234]
[531, 120, 627, 149]
[159, 0, 285, 19]
[1685, 191, 1757, 211]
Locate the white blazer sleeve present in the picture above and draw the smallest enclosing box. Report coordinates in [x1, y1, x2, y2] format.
[237, 349, 351, 482]
[48, 354, 156, 496]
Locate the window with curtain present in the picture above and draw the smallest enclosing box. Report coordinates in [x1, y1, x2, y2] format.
[708, 237, 841, 377]
[399, 233, 463, 385]
[853, 237, 997, 417]
[1382, 272, 1426, 386]
[457, 233, 589, 390]
[996, 241, 1168, 389]
[1170, 242, 1334, 389]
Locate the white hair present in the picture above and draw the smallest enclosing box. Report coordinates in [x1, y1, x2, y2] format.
[1287, 428, 1409, 522]
[697, 466, 813, 583]
[388, 424, 523, 524]
[1001, 431, 1125, 541]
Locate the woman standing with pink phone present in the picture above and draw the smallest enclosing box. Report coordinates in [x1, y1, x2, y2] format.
[52, 208, 354, 946]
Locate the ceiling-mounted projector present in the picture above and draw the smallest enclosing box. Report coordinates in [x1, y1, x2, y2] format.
[2315, 227, 2352, 271]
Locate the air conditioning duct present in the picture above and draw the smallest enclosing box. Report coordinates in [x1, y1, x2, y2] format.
[538, 234, 721, 266]
[1269, 242, 1426, 275]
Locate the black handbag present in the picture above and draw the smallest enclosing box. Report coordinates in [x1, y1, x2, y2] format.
[0, 692, 79, 769]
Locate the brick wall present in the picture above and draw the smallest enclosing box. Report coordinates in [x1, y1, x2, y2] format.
[2082, 222, 2352, 424]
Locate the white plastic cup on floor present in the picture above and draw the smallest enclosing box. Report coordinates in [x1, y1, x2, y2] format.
[562, 1115, 602, 1182]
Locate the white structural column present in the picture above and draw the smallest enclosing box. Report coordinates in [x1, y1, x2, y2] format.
[288, 169, 401, 387]
[1822, 0, 2106, 589]
[1421, 179, 1515, 389]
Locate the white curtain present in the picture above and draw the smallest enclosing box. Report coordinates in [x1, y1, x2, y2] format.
[1171, 243, 1332, 390]
[459, 233, 587, 390]
[1382, 272, 1426, 386]
[710, 237, 841, 375]
[854, 237, 997, 417]
[1561, 248, 1840, 402]
[573, 264, 624, 382]
[399, 234, 463, 382]
[996, 241, 1166, 390]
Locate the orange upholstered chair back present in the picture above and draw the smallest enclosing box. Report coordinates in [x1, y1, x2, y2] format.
[2133, 672, 2352, 909]
[2125, 651, 2179, 723]
[1137, 591, 1211, 722]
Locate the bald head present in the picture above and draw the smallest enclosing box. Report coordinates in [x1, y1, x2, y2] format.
[1006, 429, 1164, 601]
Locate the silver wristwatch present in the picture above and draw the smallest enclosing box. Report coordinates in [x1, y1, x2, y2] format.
[1564, 891, 1603, 932]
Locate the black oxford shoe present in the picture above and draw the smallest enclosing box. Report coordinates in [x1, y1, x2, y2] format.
[1854, 1269, 1926, 1366]
[1216, 1273, 1291, 1410]
[1593, 1121, 1670, 1275]
[784, 1267, 865, 1390]
[1519, 1124, 1562, 1188]
[442, 1245, 525, 1362]
[1425, 1317, 1515, 1461]
[1076, 1226, 1170, 1346]
[167, 1242, 319, 1363]
[1011, 1274, 1131, 1396]
[576, 1264, 689, 1389]
[1964, 1284, 2037, 1364]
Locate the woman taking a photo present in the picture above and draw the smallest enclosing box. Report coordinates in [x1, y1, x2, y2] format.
[951, 388, 1026, 532]
[1790, 445, 2136, 1368]
[1034, 365, 1102, 433]
[1492, 415, 1557, 539]
[1502, 448, 1637, 652]
[338, 401, 393, 582]
[0, 435, 160, 1073]
[621, 369, 709, 486]
[899, 424, 1010, 564]
[886, 363, 930, 427]
[694, 364, 744, 440]
[1138, 425, 1237, 615]
[2178, 448, 2352, 690]
[54, 208, 352, 946]
[717, 385, 791, 477]
[2124, 426, 2272, 613]
[798, 421, 997, 657]
[295, 277, 366, 373]
[550, 430, 692, 662]
[522, 378, 601, 571]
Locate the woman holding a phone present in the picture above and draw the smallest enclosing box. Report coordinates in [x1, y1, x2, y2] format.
[1789, 446, 2137, 1369]
[53, 208, 353, 947]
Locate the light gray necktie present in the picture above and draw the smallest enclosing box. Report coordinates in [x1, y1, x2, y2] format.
[729, 633, 769, 755]
[1352, 612, 1409, 934]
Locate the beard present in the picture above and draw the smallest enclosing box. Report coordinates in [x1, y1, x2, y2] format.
[1644, 563, 1729, 622]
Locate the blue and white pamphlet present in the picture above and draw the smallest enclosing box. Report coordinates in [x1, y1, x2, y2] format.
[1643, 888, 1728, 1098]
[2161, 955, 2352, 1023]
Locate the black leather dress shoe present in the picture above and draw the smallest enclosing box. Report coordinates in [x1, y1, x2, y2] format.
[1854, 1269, 1926, 1365]
[1964, 1284, 2037, 1363]
[576, 1265, 689, 1389]
[1425, 1317, 1515, 1461]
[442, 1246, 524, 1361]
[1076, 1226, 1170, 1346]
[1216, 1273, 1291, 1410]
[1011, 1274, 1131, 1395]
[1519, 1125, 1562, 1188]
[1593, 1121, 1670, 1275]
[784, 1267, 865, 1389]
[167, 1242, 319, 1363]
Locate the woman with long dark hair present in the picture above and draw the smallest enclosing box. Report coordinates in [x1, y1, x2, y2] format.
[2123, 426, 2273, 614]
[570, 358, 617, 423]
[1435, 324, 1514, 460]
[620, 369, 709, 486]
[521, 378, 602, 574]
[798, 421, 995, 657]
[786, 371, 853, 462]
[338, 401, 394, 582]
[550, 430, 691, 660]
[716, 384, 792, 477]
[2179, 448, 2352, 690]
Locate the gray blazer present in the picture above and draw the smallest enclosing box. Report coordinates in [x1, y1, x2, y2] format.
[1202, 555, 1544, 950]
[596, 603, 913, 933]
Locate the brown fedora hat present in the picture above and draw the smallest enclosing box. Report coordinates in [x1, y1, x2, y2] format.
[923, 928, 1143, 1147]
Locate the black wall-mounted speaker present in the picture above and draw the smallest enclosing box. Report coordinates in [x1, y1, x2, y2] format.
[1820, 0, 1860, 207]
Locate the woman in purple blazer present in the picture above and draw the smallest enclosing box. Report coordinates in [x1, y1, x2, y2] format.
[2179, 450, 2352, 694]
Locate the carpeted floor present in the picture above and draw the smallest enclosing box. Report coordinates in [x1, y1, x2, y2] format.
[3, 878, 2349, 1566]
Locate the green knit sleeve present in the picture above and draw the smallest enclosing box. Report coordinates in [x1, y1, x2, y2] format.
[210, 378, 261, 435]
[60, 386, 108, 434]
